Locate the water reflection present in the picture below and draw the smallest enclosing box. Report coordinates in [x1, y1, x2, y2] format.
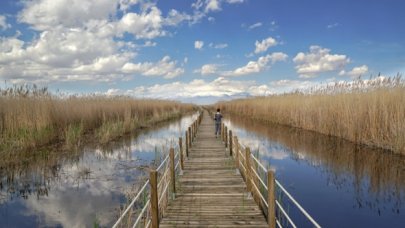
[0, 113, 198, 227]
[224, 116, 405, 228]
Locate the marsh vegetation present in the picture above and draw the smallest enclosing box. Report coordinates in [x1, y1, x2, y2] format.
[0, 85, 195, 152]
[216, 76, 405, 154]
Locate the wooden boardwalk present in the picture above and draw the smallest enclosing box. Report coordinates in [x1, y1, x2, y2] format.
[160, 111, 268, 227]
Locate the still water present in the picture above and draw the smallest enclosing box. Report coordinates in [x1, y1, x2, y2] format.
[224, 116, 405, 228]
[0, 114, 198, 227]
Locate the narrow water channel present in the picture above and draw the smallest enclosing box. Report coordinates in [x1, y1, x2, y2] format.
[0, 113, 199, 227]
[223, 115, 405, 228]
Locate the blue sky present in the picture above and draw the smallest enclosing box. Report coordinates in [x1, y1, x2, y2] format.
[0, 0, 404, 103]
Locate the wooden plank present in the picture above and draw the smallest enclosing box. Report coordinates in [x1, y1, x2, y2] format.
[159, 110, 268, 228]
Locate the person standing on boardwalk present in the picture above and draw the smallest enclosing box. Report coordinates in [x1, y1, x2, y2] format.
[214, 108, 223, 138]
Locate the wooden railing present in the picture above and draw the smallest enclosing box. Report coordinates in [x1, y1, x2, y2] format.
[112, 112, 203, 228]
[112, 111, 320, 228]
[221, 122, 322, 228]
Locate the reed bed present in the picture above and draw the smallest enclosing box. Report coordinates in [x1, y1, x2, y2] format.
[0, 85, 195, 152]
[216, 76, 405, 154]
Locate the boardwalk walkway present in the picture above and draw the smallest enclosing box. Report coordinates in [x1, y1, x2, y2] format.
[160, 111, 268, 227]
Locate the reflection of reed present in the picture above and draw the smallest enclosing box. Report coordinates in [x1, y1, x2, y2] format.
[0, 148, 70, 200]
[0, 130, 136, 201]
[228, 115, 405, 210]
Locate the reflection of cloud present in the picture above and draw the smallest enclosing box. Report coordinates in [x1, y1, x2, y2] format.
[267, 150, 289, 160]
[93, 114, 198, 159]
[24, 184, 118, 227]
[22, 154, 129, 227]
[223, 119, 290, 163]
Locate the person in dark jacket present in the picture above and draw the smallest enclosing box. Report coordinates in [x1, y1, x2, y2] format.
[214, 108, 222, 138]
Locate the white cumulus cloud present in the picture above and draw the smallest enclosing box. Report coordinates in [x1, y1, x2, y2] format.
[205, 0, 221, 12]
[194, 40, 204, 50]
[254, 37, 277, 54]
[192, 0, 244, 13]
[194, 64, 219, 75]
[117, 6, 165, 39]
[339, 65, 368, 78]
[0, 0, 195, 84]
[223, 52, 287, 76]
[122, 56, 184, 79]
[226, 0, 244, 3]
[109, 76, 271, 100]
[0, 15, 11, 30]
[327, 23, 339, 29]
[209, 42, 228, 49]
[18, 0, 119, 30]
[248, 22, 262, 30]
[293, 45, 350, 78]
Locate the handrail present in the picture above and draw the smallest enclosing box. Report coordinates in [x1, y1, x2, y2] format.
[251, 165, 267, 191]
[238, 149, 246, 161]
[112, 180, 149, 228]
[175, 160, 180, 171]
[250, 153, 267, 173]
[132, 200, 150, 228]
[158, 165, 170, 188]
[251, 177, 268, 208]
[276, 219, 283, 228]
[156, 154, 169, 172]
[239, 160, 246, 172]
[276, 200, 297, 228]
[158, 181, 170, 205]
[276, 180, 321, 228]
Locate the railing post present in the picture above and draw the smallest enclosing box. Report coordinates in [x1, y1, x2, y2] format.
[194, 121, 197, 135]
[188, 127, 192, 147]
[185, 131, 189, 157]
[245, 147, 252, 195]
[234, 136, 239, 169]
[229, 130, 233, 156]
[191, 122, 194, 139]
[191, 124, 194, 141]
[150, 169, 159, 228]
[224, 126, 228, 148]
[179, 137, 184, 170]
[170, 148, 176, 197]
[267, 170, 276, 228]
[221, 123, 224, 142]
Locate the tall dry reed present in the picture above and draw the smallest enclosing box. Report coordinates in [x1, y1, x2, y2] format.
[0, 85, 195, 152]
[216, 76, 405, 154]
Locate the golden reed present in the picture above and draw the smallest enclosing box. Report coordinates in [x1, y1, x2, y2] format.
[0, 85, 195, 151]
[216, 76, 405, 154]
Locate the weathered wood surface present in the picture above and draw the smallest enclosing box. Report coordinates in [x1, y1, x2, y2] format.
[160, 111, 267, 227]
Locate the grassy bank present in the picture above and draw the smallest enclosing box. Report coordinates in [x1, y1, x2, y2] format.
[215, 76, 405, 154]
[0, 85, 195, 152]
